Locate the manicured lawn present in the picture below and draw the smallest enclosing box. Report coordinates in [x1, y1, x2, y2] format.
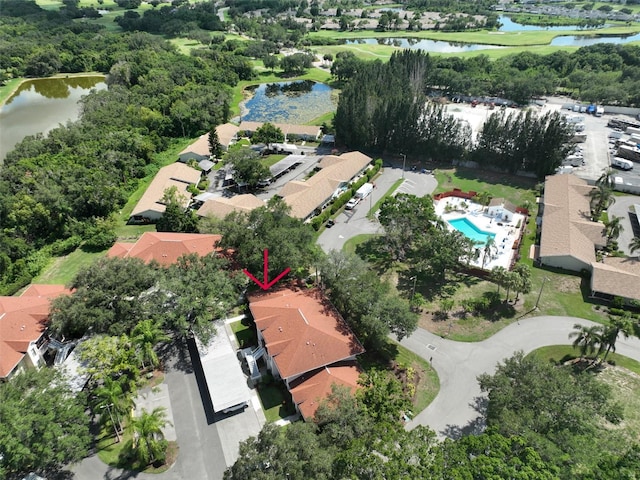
[0, 77, 24, 106]
[433, 167, 537, 208]
[261, 154, 287, 168]
[257, 381, 296, 423]
[307, 110, 335, 127]
[527, 345, 640, 375]
[34, 248, 105, 285]
[367, 178, 403, 218]
[230, 319, 257, 349]
[343, 233, 379, 254]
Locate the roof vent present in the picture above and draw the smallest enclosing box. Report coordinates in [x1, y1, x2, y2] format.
[21, 325, 25, 330]
[278, 326, 283, 332]
[306, 341, 310, 345]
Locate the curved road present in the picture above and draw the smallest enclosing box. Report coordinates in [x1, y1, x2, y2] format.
[401, 316, 640, 439]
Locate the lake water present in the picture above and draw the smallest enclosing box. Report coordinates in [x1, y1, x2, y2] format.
[497, 15, 586, 32]
[550, 32, 640, 47]
[241, 80, 335, 124]
[0, 76, 107, 161]
[344, 38, 505, 52]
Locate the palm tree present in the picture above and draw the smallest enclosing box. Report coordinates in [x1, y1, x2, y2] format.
[629, 236, 640, 257]
[130, 407, 171, 466]
[589, 183, 614, 221]
[512, 264, 532, 302]
[603, 216, 623, 246]
[490, 266, 508, 297]
[600, 314, 634, 363]
[481, 237, 496, 269]
[596, 168, 614, 188]
[569, 323, 603, 361]
[93, 377, 134, 437]
[131, 319, 171, 370]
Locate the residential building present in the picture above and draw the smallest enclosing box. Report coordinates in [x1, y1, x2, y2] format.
[0, 284, 69, 381]
[487, 197, 518, 222]
[248, 287, 365, 419]
[537, 174, 640, 302]
[278, 151, 372, 220]
[108, 232, 222, 267]
[538, 174, 605, 271]
[215, 123, 240, 151]
[129, 163, 201, 223]
[197, 194, 265, 219]
[178, 132, 211, 163]
[238, 121, 322, 141]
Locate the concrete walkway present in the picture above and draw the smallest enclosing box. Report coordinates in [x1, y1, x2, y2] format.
[401, 316, 640, 439]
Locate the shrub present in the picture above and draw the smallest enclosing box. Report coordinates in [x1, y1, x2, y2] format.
[197, 179, 209, 190]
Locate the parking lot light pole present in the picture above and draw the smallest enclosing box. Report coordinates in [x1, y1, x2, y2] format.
[100, 403, 121, 443]
[535, 277, 550, 310]
[401, 154, 406, 178]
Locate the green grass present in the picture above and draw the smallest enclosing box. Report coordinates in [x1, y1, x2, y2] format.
[367, 178, 403, 218]
[230, 319, 257, 349]
[261, 154, 286, 168]
[343, 233, 379, 254]
[527, 345, 640, 375]
[433, 167, 537, 208]
[0, 78, 24, 106]
[307, 110, 336, 127]
[34, 248, 105, 285]
[257, 381, 296, 423]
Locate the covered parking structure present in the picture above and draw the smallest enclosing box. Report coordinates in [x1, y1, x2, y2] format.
[269, 154, 305, 181]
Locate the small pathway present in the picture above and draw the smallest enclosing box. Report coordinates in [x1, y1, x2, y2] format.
[401, 316, 640, 439]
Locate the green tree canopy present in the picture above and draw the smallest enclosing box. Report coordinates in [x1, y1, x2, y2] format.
[224, 149, 271, 190]
[0, 368, 91, 477]
[252, 122, 284, 144]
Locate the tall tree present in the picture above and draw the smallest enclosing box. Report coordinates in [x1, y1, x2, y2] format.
[0, 368, 91, 477]
[129, 407, 170, 466]
[208, 127, 223, 159]
[252, 122, 284, 144]
[491, 265, 509, 296]
[131, 319, 171, 369]
[600, 314, 634, 363]
[589, 182, 614, 221]
[224, 148, 271, 190]
[603, 215, 623, 246]
[512, 263, 532, 301]
[569, 323, 603, 360]
[156, 186, 199, 233]
[93, 376, 134, 437]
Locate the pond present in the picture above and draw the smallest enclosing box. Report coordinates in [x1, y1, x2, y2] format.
[240, 80, 335, 124]
[550, 32, 640, 47]
[344, 38, 505, 52]
[0, 76, 107, 162]
[497, 15, 590, 32]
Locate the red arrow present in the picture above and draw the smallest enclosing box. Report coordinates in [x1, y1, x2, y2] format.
[243, 249, 291, 290]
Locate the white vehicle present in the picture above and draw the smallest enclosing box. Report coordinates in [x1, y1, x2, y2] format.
[626, 126, 640, 136]
[611, 157, 634, 171]
[355, 182, 374, 199]
[595, 106, 604, 117]
[608, 131, 624, 140]
[345, 198, 360, 210]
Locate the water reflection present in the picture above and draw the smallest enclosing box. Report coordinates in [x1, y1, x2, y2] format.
[550, 32, 640, 46]
[344, 38, 505, 52]
[242, 81, 335, 124]
[497, 15, 588, 32]
[7, 76, 105, 102]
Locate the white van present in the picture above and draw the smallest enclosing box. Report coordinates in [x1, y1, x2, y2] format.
[612, 157, 633, 170]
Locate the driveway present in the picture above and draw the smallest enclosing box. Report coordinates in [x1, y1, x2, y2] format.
[608, 195, 640, 256]
[317, 167, 438, 253]
[401, 316, 640, 439]
[71, 340, 229, 480]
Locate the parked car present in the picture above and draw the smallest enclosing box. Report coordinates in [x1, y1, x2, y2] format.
[345, 198, 360, 210]
[326, 219, 335, 228]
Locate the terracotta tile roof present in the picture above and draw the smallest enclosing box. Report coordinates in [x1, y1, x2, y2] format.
[107, 232, 222, 266]
[179, 132, 210, 158]
[131, 163, 201, 219]
[239, 121, 321, 139]
[216, 123, 240, 148]
[0, 285, 69, 379]
[197, 194, 265, 219]
[289, 362, 362, 420]
[539, 174, 605, 266]
[591, 257, 640, 301]
[279, 151, 372, 219]
[249, 288, 364, 380]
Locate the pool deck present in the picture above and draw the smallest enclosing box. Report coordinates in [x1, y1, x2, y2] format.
[435, 197, 526, 271]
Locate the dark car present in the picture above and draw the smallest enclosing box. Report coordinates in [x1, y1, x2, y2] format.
[326, 219, 335, 228]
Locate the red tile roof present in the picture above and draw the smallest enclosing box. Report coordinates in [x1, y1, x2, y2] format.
[249, 287, 364, 380]
[289, 362, 362, 420]
[0, 285, 70, 379]
[107, 232, 222, 266]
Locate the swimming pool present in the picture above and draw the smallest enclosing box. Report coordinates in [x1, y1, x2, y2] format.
[448, 217, 495, 245]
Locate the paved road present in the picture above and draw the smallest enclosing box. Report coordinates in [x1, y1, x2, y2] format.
[317, 166, 437, 252]
[71, 340, 229, 480]
[401, 316, 640, 439]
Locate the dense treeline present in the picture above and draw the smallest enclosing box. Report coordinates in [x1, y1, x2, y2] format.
[227, 353, 639, 479]
[333, 44, 640, 107]
[0, 3, 254, 295]
[334, 50, 573, 176]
